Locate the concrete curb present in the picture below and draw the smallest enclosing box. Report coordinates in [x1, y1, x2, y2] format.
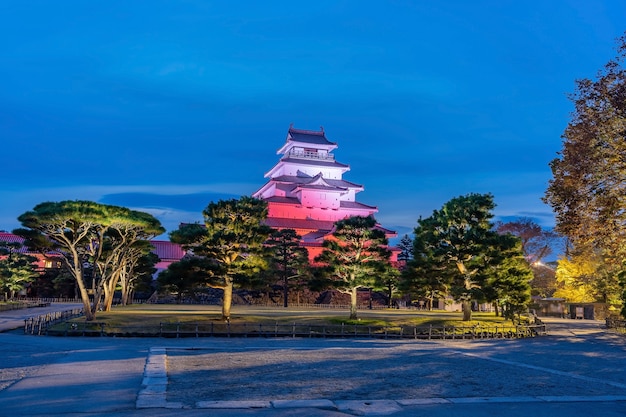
[137, 347, 184, 409]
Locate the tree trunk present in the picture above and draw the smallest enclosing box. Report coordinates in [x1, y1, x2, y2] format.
[222, 278, 234, 320]
[283, 272, 288, 308]
[92, 286, 104, 318]
[121, 285, 131, 306]
[74, 270, 95, 321]
[103, 279, 116, 312]
[349, 287, 358, 320]
[462, 300, 472, 321]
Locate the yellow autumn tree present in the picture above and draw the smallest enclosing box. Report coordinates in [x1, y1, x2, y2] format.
[554, 255, 598, 303]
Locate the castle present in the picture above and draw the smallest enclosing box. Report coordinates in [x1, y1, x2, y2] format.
[253, 126, 398, 262]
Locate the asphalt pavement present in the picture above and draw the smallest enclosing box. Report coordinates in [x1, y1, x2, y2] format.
[0, 305, 625, 416]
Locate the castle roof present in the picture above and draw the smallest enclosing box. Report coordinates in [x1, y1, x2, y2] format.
[287, 126, 336, 146]
[340, 201, 378, 210]
[271, 174, 363, 190]
[0, 232, 29, 254]
[279, 157, 349, 169]
[263, 217, 336, 231]
[263, 196, 300, 204]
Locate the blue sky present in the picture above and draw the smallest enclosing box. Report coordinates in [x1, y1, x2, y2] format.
[1, 1, 625, 243]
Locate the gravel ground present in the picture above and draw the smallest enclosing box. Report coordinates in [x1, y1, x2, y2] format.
[165, 337, 626, 407]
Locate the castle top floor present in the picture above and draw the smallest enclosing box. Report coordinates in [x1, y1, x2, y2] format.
[277, 126, 338, 162]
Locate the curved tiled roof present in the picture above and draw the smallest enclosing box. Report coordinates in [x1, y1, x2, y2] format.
[339, 201, 378, 210]
[270, 175, 363, 189]
[288, 127, 336, 146]
[295, 183, 347, 192]
[264, 196, 300, 204]
[263, 217, 336, 231]
[0, 232, 29, 254]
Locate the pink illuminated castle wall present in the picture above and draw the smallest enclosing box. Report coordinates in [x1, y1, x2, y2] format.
[253, 126, 398, 262]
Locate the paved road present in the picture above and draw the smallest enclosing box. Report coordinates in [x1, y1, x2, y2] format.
[0, 303, 83, 332]
[0, 306, 625, 416]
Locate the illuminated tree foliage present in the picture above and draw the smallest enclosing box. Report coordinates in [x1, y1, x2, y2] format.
[544, 34, 626, 310]
[553, 253, 599, 303]
[314, 215, 391, 320]
[410, 193, 531, 321]
[98, 209, 165, 310]
[170, 196, 271, 320]
[15, 201, 163, 320]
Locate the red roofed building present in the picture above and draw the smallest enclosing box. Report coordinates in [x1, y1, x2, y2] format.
[0, 231, 62, 270]
[0, 232, 184, 276]
[253, 126, 398, 262]
[150, 240, 186, 274]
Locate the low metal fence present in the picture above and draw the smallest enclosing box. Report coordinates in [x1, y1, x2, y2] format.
[24, 308, 84, 335]
[45, 321, 547, 339]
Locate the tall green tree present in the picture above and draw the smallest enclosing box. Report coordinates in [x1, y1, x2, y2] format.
[16, 201, 111, 320]
[401, 232, 450, 310]
[544, 34, 626, 312]
[481, 234, 533, 320]
[265, 229, 309, 307]
[15, 201, 163, 320]
[98, 209, 164, 311]
[170, 196, 271, 320]
[314, 215, 391, 320]
[412, 193, 520, 321]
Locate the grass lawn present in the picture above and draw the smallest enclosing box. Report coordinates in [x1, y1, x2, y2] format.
[59, 304, 515, 329]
